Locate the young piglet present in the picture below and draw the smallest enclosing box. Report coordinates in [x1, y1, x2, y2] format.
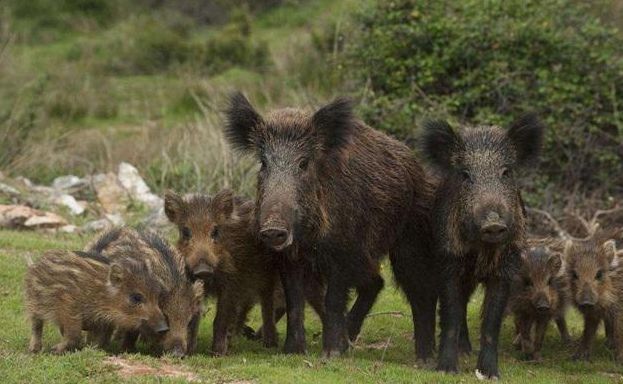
[565, 229, 623, 361]
[85, 227, 204, 357]
[509, 242, 570, 360]
[25, 250, 167, 354]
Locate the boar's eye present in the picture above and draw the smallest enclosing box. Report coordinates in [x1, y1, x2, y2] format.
[299, 157, 309, 171]
[501, 168, 512, 179]
[260, 157, 267, 170]
[460, 170, 472, 183]
[548, 276, 554, 286]
[571, 271, 578, 280]
[523, 278, 532, 287]
[129, 293, 144, 305]
[596, 270, 604, 281]
[181, 227, 192, 241]
[210, 226, 220, 241]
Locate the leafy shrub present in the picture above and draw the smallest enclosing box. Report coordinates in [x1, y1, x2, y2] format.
[202, 8, 271, 75]
[349, 0, 623, 199]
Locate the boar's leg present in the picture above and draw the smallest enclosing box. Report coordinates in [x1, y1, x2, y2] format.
[458, 278, 476, 355]
[212, 292, 238, 356]
[347, 274, 384, 342]
[121, 330, 140, 352]
[280, 257, 307, 354]
[235, 300, 256, 340]
[604, 316, 615, 350]
[574, 311, 600, 361]
[555, 315, 571, 345]
[532, 317, 548, 361]
[476, 278, 511, 379]
[95, 325, 113, 350]
[437, 268, 463, 373]
[389, 233, 439, 362]
[52, 319, 82, 354]
[322, 272, 349, 358]
[28, 317, 44, 353]
[187, 313, 201, 355]
[260, 285, 278, 348]
[305, 274, 326, 321]
[516, 313, 534, 358]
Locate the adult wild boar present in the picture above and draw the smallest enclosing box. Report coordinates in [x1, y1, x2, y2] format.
[224, 93, 436, 358]
[422, 116, 544, 378]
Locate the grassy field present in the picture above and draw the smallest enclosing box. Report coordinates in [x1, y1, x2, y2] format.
[1, 230, 622, 383]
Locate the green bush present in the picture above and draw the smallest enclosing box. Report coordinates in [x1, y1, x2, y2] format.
[349, 0, 623, 199]
[97, 14, 194, 75]
[202, 8, 271, 75]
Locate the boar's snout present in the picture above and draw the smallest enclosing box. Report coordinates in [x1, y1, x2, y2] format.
[259, 198, 295, 251]
[259, 227, 292, 251]
[533, 294, 550, 311]
[477, 210, 509, 244]
[192, 261, 214, 280]
[154, 320, 169, 334]
[578, 288, 597, 308]
[167, 340, 187, 358]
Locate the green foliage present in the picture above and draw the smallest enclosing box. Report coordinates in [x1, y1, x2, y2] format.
[202, 8, 271, 75]
[349, 0, 623, 197]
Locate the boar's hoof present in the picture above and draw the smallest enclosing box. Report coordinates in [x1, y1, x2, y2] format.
[283, 341, 306, 355]
[475, 369, 499, 381]
[572, 349, 591, 361]
[321, 349, 343, 359]
[436, 359, 459, 374]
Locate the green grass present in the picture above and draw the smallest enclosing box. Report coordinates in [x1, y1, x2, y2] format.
[1, 230, 622, 383]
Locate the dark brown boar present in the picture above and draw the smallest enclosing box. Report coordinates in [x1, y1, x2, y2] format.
[25, 250, 167, 354]
[564, 229, 623, 361]
[84, 227, 204, 357]
[509, 241, 570, 361]
[166, 190, 284, 355]
[422, 116, 544, 378]
[223, 93, 436, 359]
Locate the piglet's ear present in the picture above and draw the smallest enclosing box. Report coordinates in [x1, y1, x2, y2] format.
[213, 189, 235, 219]
[108, 263, 125, 287]
[312, 97, 356, 152]
[164, 190, 184, 224]
[507, 113, 544, 167]
[224, 92, 263, 152]
[420, 119, 462, 171]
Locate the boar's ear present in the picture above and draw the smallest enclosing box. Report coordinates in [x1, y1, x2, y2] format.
[420, 119, 462, 171]
[213, 189, 235, 219]
[224, 92, 263, 152]
[108, 263, 125, 286]
[312, 97, 355, 152]
[164, 190, 184, 224]
[507, 113, 544, 167]
[192, 280, 204, 301]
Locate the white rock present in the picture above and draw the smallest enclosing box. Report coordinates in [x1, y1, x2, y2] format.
[52, 175, 86, 191]
[0, 182, 20, 196]
[82, 213, 125, 232]
[53, 194, 85, 215]
[59, 225, 78, 234]
[117, 162, 162, 209]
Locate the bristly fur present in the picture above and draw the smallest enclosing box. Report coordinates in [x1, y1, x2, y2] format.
[221, 94, 436, 360]
[24, 249, 166, 354]
[83, 227, 202, 356]
[311, 97, 356, 151]
[506, 113, 544, 167]
[225, 91, 263, 152]
[427, 117, 544, 378]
